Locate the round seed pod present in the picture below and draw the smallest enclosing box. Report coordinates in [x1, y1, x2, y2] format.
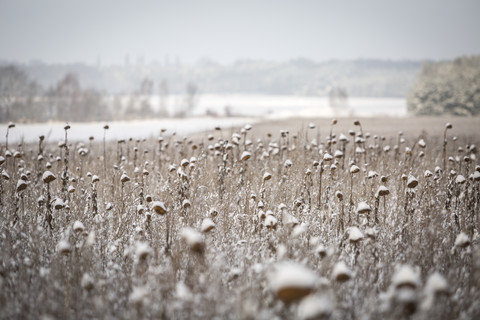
[332, 261, 351, 282]
[152, 201, 167, 215]
[356, 202, 371, 214]
[407, 175, 418, 188]
[269, 262, 318, 303]
[42, 171, 56, 183]
[16, 179, 27, 193]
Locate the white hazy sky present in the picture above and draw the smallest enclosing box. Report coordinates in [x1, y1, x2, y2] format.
[1, 0, 479, 65]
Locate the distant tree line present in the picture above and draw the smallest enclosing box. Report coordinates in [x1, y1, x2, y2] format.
[407, 56, 480, 116]
[0, 64, 198, 123]
[8, 58, 422, 97]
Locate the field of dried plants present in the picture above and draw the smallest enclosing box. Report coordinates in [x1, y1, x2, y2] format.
[1, 117, 479, 319]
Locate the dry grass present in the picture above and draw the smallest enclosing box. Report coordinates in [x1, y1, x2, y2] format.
[0, 116, 479, 319]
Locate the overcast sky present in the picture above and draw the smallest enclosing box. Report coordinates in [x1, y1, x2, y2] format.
[1, 0, 479, 65]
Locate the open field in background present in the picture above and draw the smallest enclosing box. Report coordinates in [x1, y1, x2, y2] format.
[1, 116, 480, 319]
[243, 116, 480, 140]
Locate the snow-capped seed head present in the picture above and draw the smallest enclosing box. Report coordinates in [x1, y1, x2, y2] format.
[284, 159, 293, 167]
[350, 165, 360, 174]
[334, 150, 343, 158]
[314, 244, 327, 258]
[152, 201, 167, 215]
[339, 133, 348, 142]
[92, 175, 100, 183]
[392, 265, 421, 290]
[120, 173, 130, 183]
[309, 123, 316, 129]
[0, 156, 5, 165]
[367, 171, 379, 179]
[201, 218, 216, 233]
[103, 124, 109, 130]
[244, 123, 252, 131]
[42, 171, 56, 183]
[445, 123, 452, 129]
[454, 232, 470, 248]
[263, 172, 272, 181]
[424, 272, 448, 296]
[258, 210, 266, 220]
[73, 220, 85, 233]
[16, 179, 27, 193]
[376, 186, 390, 198]
[8, 122, 15, 128]
[54, 198, 65, 210]
[332, 261, 351, 282]
[283, 211, 299, 228]
[81, 273, 94, 291]
[297, 293, 333, 320]
[424, 170, 433, 178]
[473, 171, 480, 182]
[135, 242, 152, 260]
[348, 227, 364, 243]
[57, 240, 72, 255]
[356, 202, 371, 214]
[37, 195, 45, 205]
[180, 227, 204, 253]
[257, 200, 264, 209]
[366, 227, 377, 239]
[136, 205, 145, 215]
[268, 262, 318, 303]
[182, 199, 191, 209]
[264, 215, 278, 229]
[181, 159, 190, 167]
[241, 151, 251, 161]
[323, 153, 333, 161]
[418, 139, 426, 148]
[407, 175, 418, 188]
[335, 191, 344, 201]
[455, 175, 466, 184]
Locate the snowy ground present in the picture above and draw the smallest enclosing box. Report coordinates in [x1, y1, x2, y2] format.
[1, 95, 406, 143]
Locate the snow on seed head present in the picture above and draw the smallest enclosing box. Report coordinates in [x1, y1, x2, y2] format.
[407, 175, 418, 188]
[350, 165, 360, 174]
[348, 227, 364, 243]
[455, 175, 466, 184]
[73, 221, 85, 233]
[180, 227, 205, 254]
[57, 239, 72, 255]
[332, 261, 351, 282]
[152, 201, 167, 215]
[201, 218, 216, 233]
[42, 171, 56, 183]
[454, 232, 470, 248]
[376, 186, 390, 198]
[268, 262, 318, 303]
[392, 265, 421, 290]
[297, 293, 333, 320]
[356, 202, 371, 214]
[120, 173, 130, 183]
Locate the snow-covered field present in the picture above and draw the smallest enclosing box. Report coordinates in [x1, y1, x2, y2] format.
[1, 118, 255, 144]
[191, 94, 406, 118]
[1, 95, 406, 143]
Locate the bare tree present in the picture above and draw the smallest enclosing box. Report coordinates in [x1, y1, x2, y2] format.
[0, 65, 29, 122]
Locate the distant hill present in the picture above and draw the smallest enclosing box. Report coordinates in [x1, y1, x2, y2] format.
[2, 58, 422, 97]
